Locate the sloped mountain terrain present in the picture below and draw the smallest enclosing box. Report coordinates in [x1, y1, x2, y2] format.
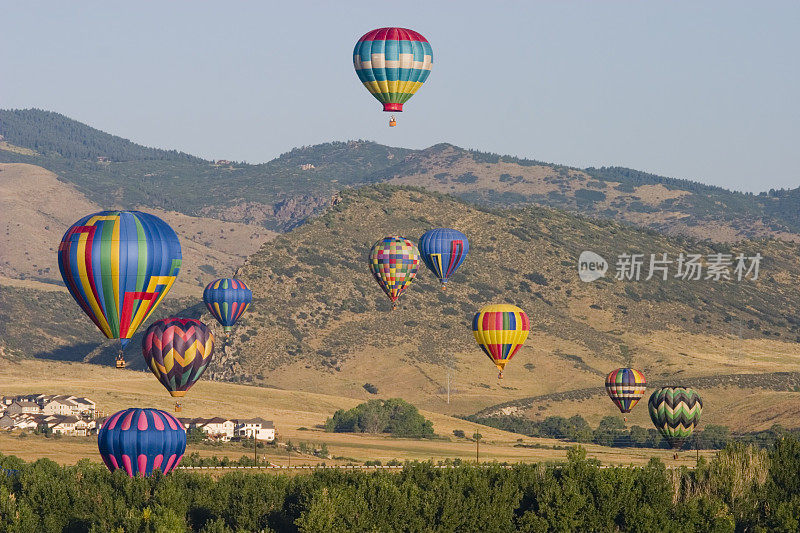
[0, 163, 275, 291]
[3, 108, 800, 239]
[2, 110, 800, 432]
[190, 186, 800, 429]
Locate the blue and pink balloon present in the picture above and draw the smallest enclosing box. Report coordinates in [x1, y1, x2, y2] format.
[98, 408, 186, 477]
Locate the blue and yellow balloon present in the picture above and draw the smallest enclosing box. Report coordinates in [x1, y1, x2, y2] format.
[57, 210, 181, 366]
[418, 228, 468, 289]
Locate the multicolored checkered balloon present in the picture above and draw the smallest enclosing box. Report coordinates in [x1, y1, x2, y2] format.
[369, 236, 420, 309]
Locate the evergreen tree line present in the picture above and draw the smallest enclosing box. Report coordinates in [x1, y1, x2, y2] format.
[2, 440, 800, 531]
[0, 109, 200, 162]
[464, 414, 800, 451]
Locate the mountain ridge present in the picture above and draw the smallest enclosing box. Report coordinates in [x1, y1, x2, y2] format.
[3, 108, 800, 239]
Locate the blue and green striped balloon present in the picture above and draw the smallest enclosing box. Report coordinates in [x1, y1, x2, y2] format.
[57, 210, 181, 348]
[354, 27, 433, 113]
[203, 278, 252, 334]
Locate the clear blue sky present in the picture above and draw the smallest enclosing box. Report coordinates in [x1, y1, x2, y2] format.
[2, 1, 798, 192]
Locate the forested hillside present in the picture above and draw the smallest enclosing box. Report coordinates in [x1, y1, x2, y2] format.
[0, 109, 200, 162]
[2, 108, 800, 238]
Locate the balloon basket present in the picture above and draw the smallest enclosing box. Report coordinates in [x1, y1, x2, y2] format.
[174, 402, 182, 413]
[115, 356, 126, 369]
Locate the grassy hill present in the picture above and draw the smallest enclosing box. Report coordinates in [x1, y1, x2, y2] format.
[4, 181, 800, 431]
[381, 144, 800, 241]
[180, 185, 800, 429]
[3, 109, 800, 238]
[0, 163, 276, 289]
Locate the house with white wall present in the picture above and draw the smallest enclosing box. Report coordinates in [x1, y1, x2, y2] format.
[236, 418, 275, 442]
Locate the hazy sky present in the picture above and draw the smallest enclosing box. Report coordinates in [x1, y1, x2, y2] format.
[2, 1, 798, 192]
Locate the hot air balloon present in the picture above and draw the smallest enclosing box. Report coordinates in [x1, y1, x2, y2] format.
[353, 27, 433, 126]
[418, 228, 469, 289]
[98, 408, 186, 477]
[648, 386, 703, 449]
[57, 210, 181, 368]
[142, 318, 214, 398]
[605, 368, 647, 419]
[203, 278, 252, 335]
[369, 236, 420, 310]
[472, 304, 530, 379]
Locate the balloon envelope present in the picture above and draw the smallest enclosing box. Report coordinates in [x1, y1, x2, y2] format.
[203, 278, 252, 333]
[648, 386, 703, 449]
[353, 27, 433, 112]
[143, 318, 215, 397]
[98, 408, 186, 477]
[472, 304, 530, 372]
[418, 228, 469, 287]
[369, 236, 420, 305]
[57, 210, 181, 344]
[605, 368, 647, 413]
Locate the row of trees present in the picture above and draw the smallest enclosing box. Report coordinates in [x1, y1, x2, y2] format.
[2, 439, 800, 531]
[325, 398, 435, 438]
[465, 414, 800, 450]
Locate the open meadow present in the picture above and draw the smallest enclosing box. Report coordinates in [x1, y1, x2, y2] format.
[0, 359, 714, 468]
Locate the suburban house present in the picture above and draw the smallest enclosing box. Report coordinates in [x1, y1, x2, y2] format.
[193, 418, 236, 441]
[49, 416, 84, 436]
[236, 418, 275, 442]
[38, 395, 96, 417]
[0, 415, 16, 430]
[42, 398, 75, 416]
[6, 401, 39, 416]
[0, 394, 99, 433]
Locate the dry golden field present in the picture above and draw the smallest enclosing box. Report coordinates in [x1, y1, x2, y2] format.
[0, 359, 712, 468]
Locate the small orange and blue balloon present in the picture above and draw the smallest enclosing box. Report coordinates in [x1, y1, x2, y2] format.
[605, 368, 647, 414]
[472, 304, 530, 378]
[57, 210, 181, 351]
[142, 318, 214, 398]
[418, 228, 468, 289]
[369, 236, 420, 309]
[98, 408, 186, 477]
[203, 278, 252, 334]
[353, 27, 433, 117]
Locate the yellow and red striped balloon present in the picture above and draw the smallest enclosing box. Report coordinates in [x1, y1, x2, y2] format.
[472, 304, 530, 376]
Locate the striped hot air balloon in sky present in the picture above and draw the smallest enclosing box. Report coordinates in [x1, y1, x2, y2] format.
[605, 368, 647, 414]
[369, 236, 420, 309]
[98, 408, 186, 477]
[353, 27, 433, 114]
[472, 304, 530, 378]
[648, 386, 703, 449]
[418, 228, 469, 289]
[142, 318, 214, 397]
[57, 210, 181, 350]
[203, 278, 252, 334]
